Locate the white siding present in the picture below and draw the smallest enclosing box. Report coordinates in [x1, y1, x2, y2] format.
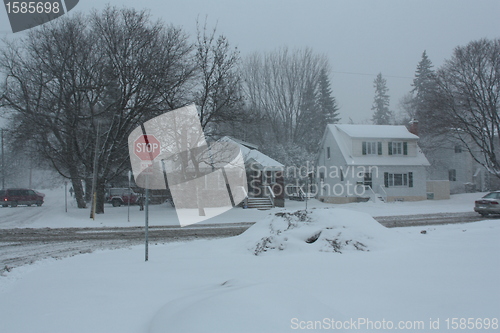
[316, 129, 347, 197]
[316, 125, 428, 202]
[378, 166, 427, 199]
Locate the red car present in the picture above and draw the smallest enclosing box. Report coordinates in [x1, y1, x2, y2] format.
[106, 188, 142, 207]
[0, 188, 44, 207]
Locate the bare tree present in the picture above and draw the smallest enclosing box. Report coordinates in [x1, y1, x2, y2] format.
[242, 47, 330, 147]
[89, 7, 193, 212]
[432, 38, 500, 177]
[0, 14, 100, 207]
[194, 20, 244, 137]
[0, 7, 194, 212]
[395, 92, 416, 125]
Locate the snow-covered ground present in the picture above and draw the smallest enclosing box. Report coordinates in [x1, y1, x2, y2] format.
[0, 187, 486, 229]
[0, 208, 499, 332]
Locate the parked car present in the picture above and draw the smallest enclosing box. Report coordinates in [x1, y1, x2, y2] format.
[0, 188, 44, 207]
[474, 191, 500, 216]
[35, 190, 46, 198]
[106, 188, 142, 207]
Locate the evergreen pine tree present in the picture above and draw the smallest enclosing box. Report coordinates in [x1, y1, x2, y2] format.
[411, 50, 436, 135]
[412, 50, 435, 102]
[297, 81, 319, 152]
[317, 69, 340, 124]
[371, 73, 393, 125]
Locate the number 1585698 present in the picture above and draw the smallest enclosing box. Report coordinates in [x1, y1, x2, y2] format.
[445, 318, 498, 330]
[5, 2, 60, 14]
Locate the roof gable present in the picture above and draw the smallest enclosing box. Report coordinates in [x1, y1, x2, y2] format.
[333, 124, 419, 140]
[219, 136, 284, 169]
[324, 124, 429, 166]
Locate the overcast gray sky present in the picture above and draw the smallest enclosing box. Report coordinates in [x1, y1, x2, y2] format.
[1, 0, 499, 123]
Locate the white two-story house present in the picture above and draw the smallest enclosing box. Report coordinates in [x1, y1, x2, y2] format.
[316, 124, 430, 203]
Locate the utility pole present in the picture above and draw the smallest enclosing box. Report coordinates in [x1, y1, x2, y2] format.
[1, 129, 5, 189]
[90, 122, 101, 219]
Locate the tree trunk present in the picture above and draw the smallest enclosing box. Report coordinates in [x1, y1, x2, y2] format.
[71, 178, 86, 208]
[95, 179, 106, 214]
[67, 160, 86, 208]
[85, 178, 93, 203]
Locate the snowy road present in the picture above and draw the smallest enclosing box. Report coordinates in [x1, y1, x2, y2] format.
[0, 223, 253, 271]
[376, 211, 490, 227]
[0, 212, 489, 273]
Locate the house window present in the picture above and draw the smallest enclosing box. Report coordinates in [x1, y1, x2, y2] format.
[384, 172, 413, 187]
[263, 171, 275, 184]
[364, 172, 372, 188]
[449, 169, 457, 181]
[326, 147, 330, 159]
[454, 145, 462, 153]
[362, 141, 381, 155]
[388, 141, 408, 156]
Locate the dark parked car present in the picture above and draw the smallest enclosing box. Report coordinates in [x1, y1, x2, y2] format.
[0, 188, 44, 207]
[106, 188, 142, 207]
[474, 191, 500, 216]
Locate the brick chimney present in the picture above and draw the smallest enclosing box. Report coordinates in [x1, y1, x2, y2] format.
[408, 119, 419, 136]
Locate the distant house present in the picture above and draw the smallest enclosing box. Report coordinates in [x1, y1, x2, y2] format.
[220, 137, 285, 208]
[316, 124, 430, 203]
[423, 134, 500, 194]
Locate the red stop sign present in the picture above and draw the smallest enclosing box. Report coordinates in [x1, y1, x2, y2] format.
[134, 135, 161, 161]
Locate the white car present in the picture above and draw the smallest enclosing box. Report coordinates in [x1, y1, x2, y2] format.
[474, 191, 500, 216]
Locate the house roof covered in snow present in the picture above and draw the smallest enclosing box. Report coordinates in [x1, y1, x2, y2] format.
[220, 136, 284, 170]
[327, 124, 430, 166]
[225, 136, 259, 150]
[335, 124, 419, 140]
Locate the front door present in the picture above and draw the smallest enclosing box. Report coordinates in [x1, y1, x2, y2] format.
[247, 169, 261, 196]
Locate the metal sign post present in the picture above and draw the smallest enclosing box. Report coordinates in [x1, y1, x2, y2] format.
[132, 134, 158, 262]
[305, 171, 313, 210]
[128, 170, 132, 223]
[305, 179, 309, 210]
[145, 173, 149, 262]
[65, 181, 68, 213]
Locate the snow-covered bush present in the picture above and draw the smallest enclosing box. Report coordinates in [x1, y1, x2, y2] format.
[241, 208, 401, 255]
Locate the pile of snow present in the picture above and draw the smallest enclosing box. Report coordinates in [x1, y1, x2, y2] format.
[240, 208, 404, 255]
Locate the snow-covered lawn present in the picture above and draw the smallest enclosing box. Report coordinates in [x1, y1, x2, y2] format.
[1, 208, 499, 332]
[0, 187, 487, 229]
